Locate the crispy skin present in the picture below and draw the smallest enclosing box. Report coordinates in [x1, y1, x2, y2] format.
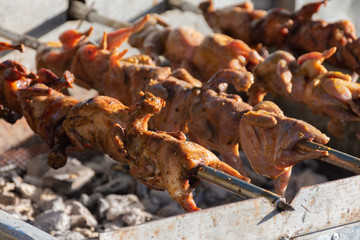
[128, 14, 261, 81]
[250, 48, 360, 137]
[240, 101, 329, 196]
[200, 0, 360, 71]
[125, 92, 249, 211]
[36, 27, 93, 77]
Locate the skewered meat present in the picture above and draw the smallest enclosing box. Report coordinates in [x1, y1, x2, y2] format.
[35, 24, 331, 191]
[36, 27, 93, 77]
[200, 0, 360, 72]
[1, 43, 249, 211]
[49, 27, 257, 174]
[239, 101, 329, 196]
[188, 70, 253, 173]
[128, 14, 262, 81]
[191, 33, 262, 80]
[250, 47, 360, 136]
[199, 1, 266, 44]
[125, 91, 250, 211]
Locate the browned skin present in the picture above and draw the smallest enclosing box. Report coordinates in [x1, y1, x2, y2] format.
[125, 92, 250, 211]
[188, 70, 253, 175]
[20, 83, 78, 169]
[128, 14, 262, 81]
[65, 29, 257, 173]
[239, 101, 329, 196]
[250, 47, 360, 136]
[200, 0, 360, 72]
[0, 52, 249, 211]
[199, 0, 266, 44]
[36, 27, 93, 77]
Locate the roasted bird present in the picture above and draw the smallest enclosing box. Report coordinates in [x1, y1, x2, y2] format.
[36, 24, 256, 175]
[33, 25, 331, 195]
[124, 91, 249, 211]
[239, 101, 329, 196]
[128, 14, 262, 81]
[250, 47, 360, 137]
[1, 42, 250, 211]
[200, 0, 360, 72]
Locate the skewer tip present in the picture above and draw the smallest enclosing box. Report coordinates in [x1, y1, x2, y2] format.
[273, 198, 295, 212]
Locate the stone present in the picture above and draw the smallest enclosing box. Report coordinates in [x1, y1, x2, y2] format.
[33, 210, 70, 233]
[43, 158, 95, 195]
[66, 200, 97, 228]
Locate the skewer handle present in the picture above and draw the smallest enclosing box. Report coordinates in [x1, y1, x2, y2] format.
[0, 26, 40, 50]
[296, 140, 360, 174]
[195, 165, 294, 211]
[68, 0, 131, 29]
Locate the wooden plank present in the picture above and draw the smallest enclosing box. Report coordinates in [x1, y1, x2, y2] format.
[100, 175, 360, 240]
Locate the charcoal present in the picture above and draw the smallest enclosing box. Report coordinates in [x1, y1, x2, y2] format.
[141, 196, 161, 214]
[66, 200, 97, 228]
[19, 182, 42, 202]
[62, 231, 86, 240]
[0, 182, 15, 193]
[156, 203, 185, 218]
[105, 194, 144, 221]
[2, 198, 33, 221]
[149, 189, 173, 206]
[73, 227, 99, 238]
[97, 197, 110, 220]
[36, 196, 65, 212]
[0, 192, 18, 206]
[121, 207, 153, 226]
[33, 210, 70, 233]
[94, 176, 135, 195]
[43, 158, 95, 195]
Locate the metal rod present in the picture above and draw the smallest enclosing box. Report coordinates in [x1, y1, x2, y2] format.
[68, 0, 131, 29]
[166, 0, 202, 14]
[195, 165, 294, 211]
[296, 140, 360, 174]
[0, 26, 40, 50]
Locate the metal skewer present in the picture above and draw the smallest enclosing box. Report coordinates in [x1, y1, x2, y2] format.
[296, 140, 360, 174]
[166, 0, 202, 14]
[0, 26, 40, 50]
[67, 0, 131, 29]
[195, 165, 294, 212]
